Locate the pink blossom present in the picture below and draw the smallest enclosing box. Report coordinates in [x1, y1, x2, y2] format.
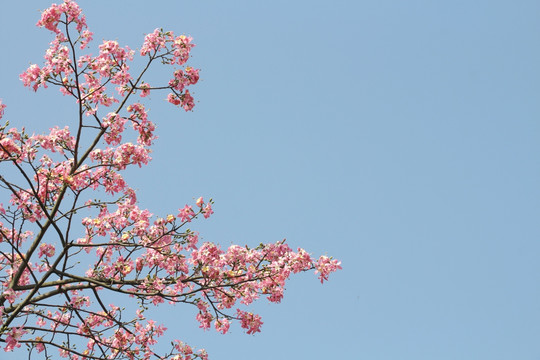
[196, 310, 212, 330]
[37, 0, 86, 34]
[80, 29, 93, 48]
[202, 202, 213, 219]
[177, 205, 195, 222]
[70, 293, 91, 309]
[35, 341, 45, 353]
[0, 99, 6, 119]
[185, 231, 199, 250]
[167, 93, 181, 105]
[315, 255, 342, 283]
[237, 309, 263, 335]
[140, 28, 166, 56]
[181, 90, 195, 111]
[139, 83, 151, 97]
[102, 112, 126, 145]
[184, 67, 200, 85]
[20, 64, 46, 91]
[172, 35, 195, 65]
[4, 327, 26, 351]
[174, 341, 193, 356]
[38, 243, 56, 258]
[36, 3, 62, 33]
[198, 349, 209, 360]
[2, 288, 17, 304]
[196, 197, 204, 207]
[214, 318, 230, 334]
[36, 317, 47, 327]
[43, 38, 72, 76]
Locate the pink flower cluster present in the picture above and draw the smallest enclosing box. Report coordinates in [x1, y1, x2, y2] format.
[21, 0, 91, 91]
[196, 197, 214, 218]
[102, 112, 126, 145]
[169, 67, 200, 93]
[237, 310, 263, 335]
[4, 327, 26, 352]
[19, 64, 46, 92]
[38, 243, 55, 258]
[167, 90, 196, 111]
[33, 126, 75, 154]
[315, 255, 343, 284]
[0, 134, 22, 161]
[173, 341, 208, 360]
[141, 29, 195, 66]
[22, 5, 198, 116]
[0, 99, 6, 119]
[36, 0, 87, 34]
[127, 103, 156, 146]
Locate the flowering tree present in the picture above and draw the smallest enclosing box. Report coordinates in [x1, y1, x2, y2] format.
[0, 1, 341, 359]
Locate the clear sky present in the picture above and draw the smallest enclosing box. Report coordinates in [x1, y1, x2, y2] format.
[1, 1, 539, 359]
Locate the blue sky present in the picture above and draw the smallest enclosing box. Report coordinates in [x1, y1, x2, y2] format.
[1, 1, 539, 359]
